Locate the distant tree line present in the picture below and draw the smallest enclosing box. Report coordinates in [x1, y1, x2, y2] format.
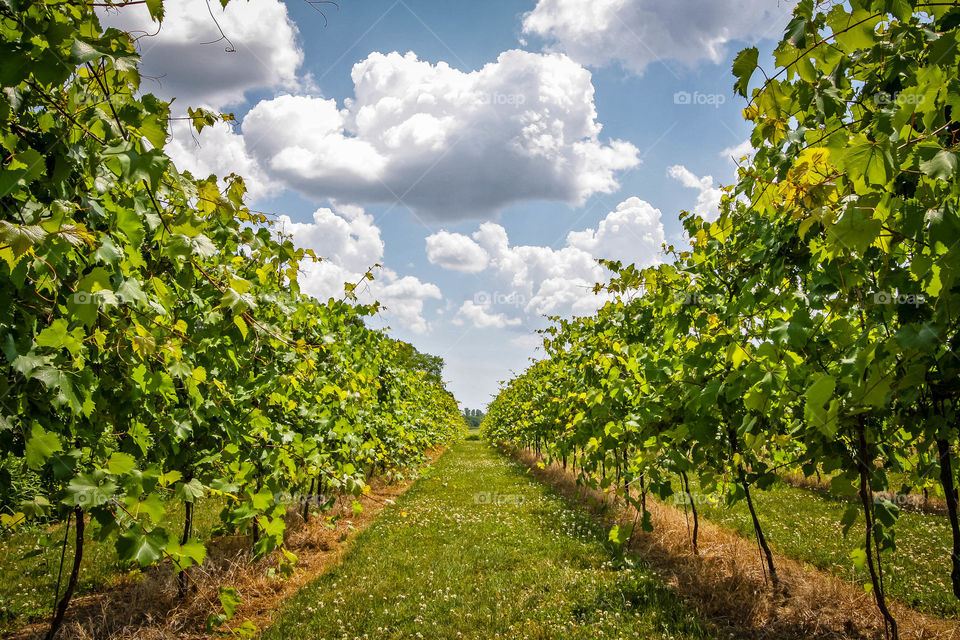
[463, 408, 485, 428]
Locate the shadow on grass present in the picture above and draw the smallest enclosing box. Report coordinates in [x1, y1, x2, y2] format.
[506, 446, 949, 640]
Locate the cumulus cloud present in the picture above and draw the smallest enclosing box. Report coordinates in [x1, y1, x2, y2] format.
[165, 120, 278, 201]
[721, 139, 755, 165]
[237, 50, 639, 219]
[667, 165, 722, 222]
[100, 0, 303, 110]
[278, 205, 441, 334]
[567, 197, 665, 261]
[107, 4, 639, 219]
[425, 231, 489, 273]
[427, 197, 665, 319]
[510, 334, 544, 350]
[522, 0, 794, 74]
[453, 301, 523, 329]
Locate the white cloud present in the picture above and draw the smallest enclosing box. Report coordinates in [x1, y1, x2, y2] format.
[166, 120, 278, 201]
[484, 197, 665, 316]
[510, 334, 544, 350]
[522, 0, 794, 74]
[425, 231, 489, 273]
[279, 205, 384, 276]
[427, 197, 665, 319]
[453, 301, 522, 329]
[667, 165, 722, 222]
[370, 274, 443, 334]
[278, 206, 441, 334]
[566, 197, 665, 262]
[721, 139, 755, 165]
[237, 50, 639, 219]
[100, 0, 303, 110]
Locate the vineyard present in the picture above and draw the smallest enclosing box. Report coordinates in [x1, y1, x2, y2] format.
[482, 1, 960, 639]
[0, 0, 463, 637]
[4, 0, 960, 638]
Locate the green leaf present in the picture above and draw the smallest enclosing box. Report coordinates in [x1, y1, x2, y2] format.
[925, 204, 960, 251]
[64, 472, 117, 508]
[928, 30, 958, 65]
[919, 149, 958, 181]
[829, 9, 881, 52]
[804, 374, 837, 436]
[94, 236, 123, 265]
[70, 39, 117, 64]
[826, 205, 881, 254]
[188, 107, 219, 134]
[874, 499, 900, 527]
[0, 149, 44, 196]
[732, 47, 759, 98]
[895, 324, 940, 352]
[233, 315, 248, 339]
[180, 538, 207, 565]
[805, 374, 835, 411]
[77, 267, 113, 293]
[743, 387, 767, 413]
[70, 40, 100, 63]
[840, 504, 859, 535]
[116, 527, 168, 567]
[30, 367, 82, 414]
[146, 0, 164, 22]
[725, 342, 749, 368]
[850, 547, 867, 570]
[219, 586, 241, 619]
[640, 509, 653, 532]
[1, 512, 25, 529]
[608, 524, 627, 545]
[841, 135, 895, 186]
[19, 496, 50, 518]
[206, 614, 228, 632]
[115, 208, 145, 246]
[250, 488, 274, 511]
[831, 475, 859, 498]
[25, 424, 62, 470]
[36, 319, 69, 350]
[107, 452, 137, 475]
[176, 478, 205, 502]
[0, 221, 45, 258]
[0, 43, 29, 86]
[785, 16, 807, 48]
[138, 494, 167, 523]
[50, 453, 78, 480]
[220, 287, 253, 313]
[116, 278, 147, 305]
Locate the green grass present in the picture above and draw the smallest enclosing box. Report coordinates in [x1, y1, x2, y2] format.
[0, 497, 224, 631]
[263, 441, 713, 640]
[682, 478, 957, 618]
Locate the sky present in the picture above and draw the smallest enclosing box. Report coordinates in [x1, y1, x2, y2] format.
[101, 0, 797, 409]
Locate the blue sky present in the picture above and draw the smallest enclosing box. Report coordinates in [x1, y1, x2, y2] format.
[104, 0, 795, 408]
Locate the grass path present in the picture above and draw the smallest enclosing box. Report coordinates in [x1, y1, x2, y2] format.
[262, 441, 713, 640]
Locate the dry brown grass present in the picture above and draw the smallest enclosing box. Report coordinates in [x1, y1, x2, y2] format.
[509, 446, 960, 640]
[781, 473, 947, 516]
[5, 449, 444, 640]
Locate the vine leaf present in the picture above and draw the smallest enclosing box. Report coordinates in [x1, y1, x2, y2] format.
[25, 424, 62, 470]
[732, 47, 759, 98]
[919, 149, 958, 181]
[146, 0, 165, 22]
[116, 528, 168, 567]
